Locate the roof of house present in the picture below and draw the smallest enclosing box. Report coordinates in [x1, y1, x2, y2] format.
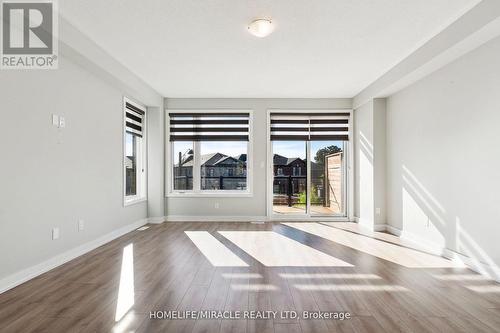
[179, 152, 246, 167]
[213, 156, 244, 165]
[177, 152, 306, 167]
[273, 154, 305, 166]
[234, 154, 247, 162]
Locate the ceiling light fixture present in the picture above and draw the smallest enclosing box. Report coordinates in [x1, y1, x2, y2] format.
[247, 18, 274, 38]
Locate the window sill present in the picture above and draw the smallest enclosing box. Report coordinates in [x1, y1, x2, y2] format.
[124, 197, 147, 207]
[167, 192, 253, 198]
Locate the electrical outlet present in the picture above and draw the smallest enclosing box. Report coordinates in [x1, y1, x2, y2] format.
[375, 207, 381, 215]
[78, 219, 84, 231]
[52, 227, 60, 240]
[214, 202, 220, 209]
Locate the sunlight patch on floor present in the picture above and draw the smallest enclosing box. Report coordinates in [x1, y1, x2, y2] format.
[113, 310, 137, 333]
[293, 284, 409, 292]
[279, 273, 381, 279]
[230, 284, 279, 291]
[284, 222, 460, 268]
[222, 273, 262, 279]
[432, 273, 491, 281]
[185, 231, 249, 267]
[218, 231, 353, 267]
[115, 244, 135, 322]
[466, 285, 500, 293]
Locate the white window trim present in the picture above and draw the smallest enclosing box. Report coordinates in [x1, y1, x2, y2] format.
[165, 109, 253, 198]
[123, 96, 148, 206]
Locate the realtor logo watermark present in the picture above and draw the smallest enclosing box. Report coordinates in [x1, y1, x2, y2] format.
[1, 0, 58, 69]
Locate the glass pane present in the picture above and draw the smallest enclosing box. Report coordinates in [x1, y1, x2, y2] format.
[273, 141, 307, 214]
[125, 133, 137, 196]
[173, 142, 194, 190]
[200, 141, 247, 190]
[310, 141, 345, 216]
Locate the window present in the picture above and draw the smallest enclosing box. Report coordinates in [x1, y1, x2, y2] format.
[124, 98, 147, 205]
[168, 111, 251, 195]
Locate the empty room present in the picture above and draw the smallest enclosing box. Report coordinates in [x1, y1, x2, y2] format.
[1, 0, 500, 332]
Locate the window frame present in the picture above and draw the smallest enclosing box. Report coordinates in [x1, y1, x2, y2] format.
[166, 109, 253, 198]
[123, 97, 148, 206]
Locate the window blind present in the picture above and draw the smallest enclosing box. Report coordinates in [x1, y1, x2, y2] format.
[270, 112, 350, 141]
[125, 102, 145, 137]
[169, 112, 250, 141]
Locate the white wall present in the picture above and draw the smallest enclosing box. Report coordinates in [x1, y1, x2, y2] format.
[0, 42, 162, 287]
[353, 99, 386, 229]
[164, 98, 352, 218]
[386, 36, 500, 275]
[59, 17, 166, 220]
[147, 106, 165, 221]
[354, 101, 374, 226]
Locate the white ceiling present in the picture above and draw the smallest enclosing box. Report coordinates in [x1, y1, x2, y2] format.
[60, 0, 480, 98]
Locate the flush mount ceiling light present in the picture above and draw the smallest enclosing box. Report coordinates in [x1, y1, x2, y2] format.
[247, 18, 274, 38]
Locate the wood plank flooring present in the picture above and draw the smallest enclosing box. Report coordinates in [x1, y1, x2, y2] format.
[1, 222, 499, 333]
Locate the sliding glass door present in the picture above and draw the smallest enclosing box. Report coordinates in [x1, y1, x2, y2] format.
[269, 111, 350, 218]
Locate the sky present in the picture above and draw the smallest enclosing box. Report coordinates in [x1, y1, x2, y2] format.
[201, 141, 247, 156]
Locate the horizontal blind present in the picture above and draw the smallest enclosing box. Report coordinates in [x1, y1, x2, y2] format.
[270, 112, 350, 141]
[169, 112, 250, 141]
[125, 102, 145, 137]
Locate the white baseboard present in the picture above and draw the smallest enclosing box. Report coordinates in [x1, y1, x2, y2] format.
[147, 216, 166, 224]
[381, 224, 446, 256]
[0, 218, 148, 294]
[373, 224, 387, 232]
[385, 224, 402, 236]
[354, 218, 387, 232]
[165, 215, 268, 222]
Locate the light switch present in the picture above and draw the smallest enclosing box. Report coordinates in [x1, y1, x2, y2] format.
[59, 116, 65, 128]
[78, 219, 84, 231]
[52, 114, 59, 127]
[52, 227, 60, 240]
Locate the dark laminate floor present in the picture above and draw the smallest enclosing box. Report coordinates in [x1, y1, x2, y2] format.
[1, 222, 500, 333]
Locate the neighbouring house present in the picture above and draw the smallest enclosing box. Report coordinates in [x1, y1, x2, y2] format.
[273, 154, 307, 177]
[174, 151, 247, 190]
